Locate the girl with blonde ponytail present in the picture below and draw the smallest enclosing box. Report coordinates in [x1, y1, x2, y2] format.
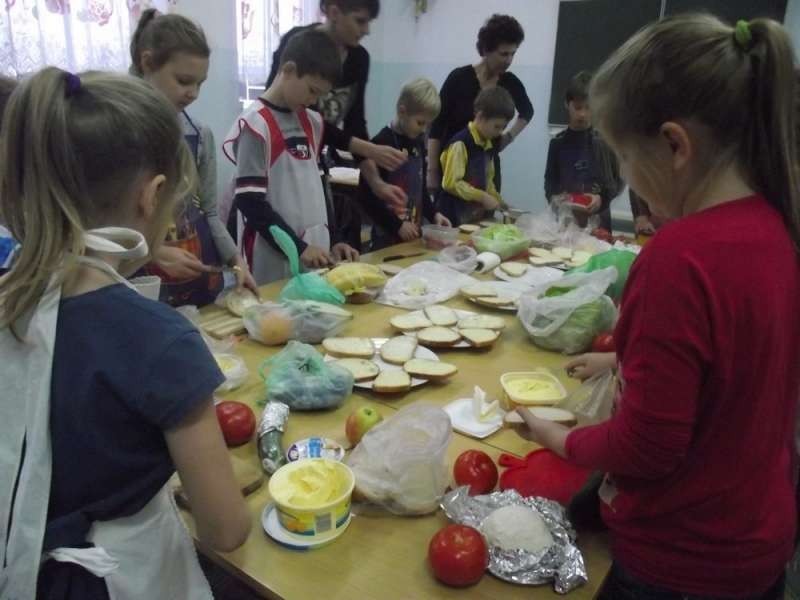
[517, 14, 799, 600]
[0, 68, 249, 599]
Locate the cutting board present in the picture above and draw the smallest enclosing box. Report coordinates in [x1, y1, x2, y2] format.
[199, 308, 246, 339]
[173, 454, 264, 510]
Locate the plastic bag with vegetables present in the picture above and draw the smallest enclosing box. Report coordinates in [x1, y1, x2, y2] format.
[243, 300, 352, 346]
[470, 224, 530, 260]
[566, 248, 638, 301]
[259, 341, 353, 410]
[346, 403, 452, 516]
[518, 268, 618, 355]
[270, 225, 346, 305]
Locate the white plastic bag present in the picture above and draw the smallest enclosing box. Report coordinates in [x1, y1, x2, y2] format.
[438, 244, 478, 274]
[243, 300, 352, 346]
[518, 268, 618, 355]
[347, 403, 452, 515]
[375, 261, 477, 309]
[556, 370, 616, 425]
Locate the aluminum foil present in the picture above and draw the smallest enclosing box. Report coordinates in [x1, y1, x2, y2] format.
[258, 401, 290, 435]
[440, 486, 587, 593]
[257, 402, 290, 475]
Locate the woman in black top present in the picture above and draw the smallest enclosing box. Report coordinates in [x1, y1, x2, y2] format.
[428, 14, 534, 192]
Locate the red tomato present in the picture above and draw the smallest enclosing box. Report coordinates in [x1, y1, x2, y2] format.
[453, 450, 498, 495]
[428, 524, 488, 587]
[215, 401, 256, 447]
[591, 332, 615, 353]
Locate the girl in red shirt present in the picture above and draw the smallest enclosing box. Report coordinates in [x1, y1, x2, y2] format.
[519, 14, 800, 600]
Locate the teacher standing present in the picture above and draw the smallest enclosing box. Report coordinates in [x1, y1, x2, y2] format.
[428, 14, 533, 193]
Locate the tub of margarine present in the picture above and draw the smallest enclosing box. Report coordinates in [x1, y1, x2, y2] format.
[500, 369, 567, 408]
[268, 458, 355, 542]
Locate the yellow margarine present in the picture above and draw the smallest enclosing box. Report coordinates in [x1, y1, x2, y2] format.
[272, 461, 346, 508]
[506, 377, 562, 402]
[214, 354, 237, 375]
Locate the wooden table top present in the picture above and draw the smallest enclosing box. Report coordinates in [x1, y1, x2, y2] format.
[184, 239, 611, 600]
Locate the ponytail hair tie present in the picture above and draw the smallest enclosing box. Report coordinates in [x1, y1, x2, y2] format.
[734, 20, 753, 51]
[64, 72, 81, 98]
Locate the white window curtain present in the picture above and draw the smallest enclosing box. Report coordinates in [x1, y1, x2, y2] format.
[0, 0, 177, 77]
[236, 0, 321, 107]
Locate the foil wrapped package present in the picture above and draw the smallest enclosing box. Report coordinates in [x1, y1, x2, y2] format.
[440, 486, 587, 593]
[257, 402, 290, 475]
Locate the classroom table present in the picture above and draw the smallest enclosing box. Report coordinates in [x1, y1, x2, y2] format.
[183, 239, 612, 600]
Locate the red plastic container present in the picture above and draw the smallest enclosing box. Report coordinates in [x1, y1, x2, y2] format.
[498, 449, 591, 505]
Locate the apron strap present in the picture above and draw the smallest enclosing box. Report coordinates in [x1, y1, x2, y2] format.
[258, 105, 287, 167]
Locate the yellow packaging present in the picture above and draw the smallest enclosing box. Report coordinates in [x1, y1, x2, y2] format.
[268, 459, 354, 541]
[325, 263, 387, 296]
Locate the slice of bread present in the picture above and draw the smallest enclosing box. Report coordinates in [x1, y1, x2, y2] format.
[474, 295, 516, 308]
[379, 263, 403, 276]
[457, 315, 506, 331]
[225, 289, 261, 317]
[403, 358, 458, 380]
[460, 283, 497, 299]
[372, 370, 412, 393]
[416, 326, 462, 347]
[459, 328, 501, 348]
[551, 246, 574, 259]
[505, 406, 577, 427]
[459, 224, 480, 234]
[424, 305, 459, 327]
[499, 262, 528, 277]
[380, 336, 418, 365]
[390, 313, 433, 332]
[529, 256, 563, 267]
[529, 247, 555, 258]
[333, 358, 380, 382]
[322, 337, 375, 358]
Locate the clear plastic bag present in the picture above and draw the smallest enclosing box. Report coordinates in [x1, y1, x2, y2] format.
[269, 225, 346, 305]
[567, 248, 638, 300]
[346, 403, 452, 515]
[438, 244, 478, 273]
[258, 341, 353, 411]
[242, 300, 352, 346]
[555, 370, 616, 425]
[518, 268, 618, 355]
[375, 261, 477, 309]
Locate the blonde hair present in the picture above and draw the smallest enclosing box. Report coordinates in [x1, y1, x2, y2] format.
[130, 9, 209, 76]
[397, 78, 441, 119]
[591, 13, 800, 245]
[0, 68, 192, 330]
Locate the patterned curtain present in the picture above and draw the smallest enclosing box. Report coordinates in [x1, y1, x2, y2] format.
[0, 0, 177, 77]
[236, 0, 321, 105]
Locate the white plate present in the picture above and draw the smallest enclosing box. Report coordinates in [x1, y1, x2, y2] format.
[443, 398, 504, 439]
[493, 265, 564, 287]
[261, 503, 352, 551]
[401, 309, 477, 349]
[324, 338, 438, 390]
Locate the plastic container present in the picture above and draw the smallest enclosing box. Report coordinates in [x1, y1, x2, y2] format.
[500, 369, 567, 409]
[268, 458, 355, 542]
[422, 225, 459, 250]
[470, 230, 531, 260]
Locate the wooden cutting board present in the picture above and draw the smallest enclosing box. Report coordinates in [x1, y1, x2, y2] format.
[173, 454, 264, 510]
[199, 308, 246, 339]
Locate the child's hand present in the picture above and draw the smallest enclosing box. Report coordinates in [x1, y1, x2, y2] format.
[514, 408, 569, 457]
[154, 246, 217, 280]
[586, 194, 602, 213]
[368, 143, 407, 171]
[481, 193, 500, 211]
[564, 352, 617, 381]
[433, 212, 452, 228]
[397, 221, 420, 242]
[377, 182, 408, 214]
[331, 243, 360, 263]
[300, 245, 333, 269]
[231, 256, 260, 298]
[635, 216, 656, 235]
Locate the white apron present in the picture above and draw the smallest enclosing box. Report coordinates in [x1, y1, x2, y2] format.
[223, 103, 329, 284]
[0, 227, 212, 600]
